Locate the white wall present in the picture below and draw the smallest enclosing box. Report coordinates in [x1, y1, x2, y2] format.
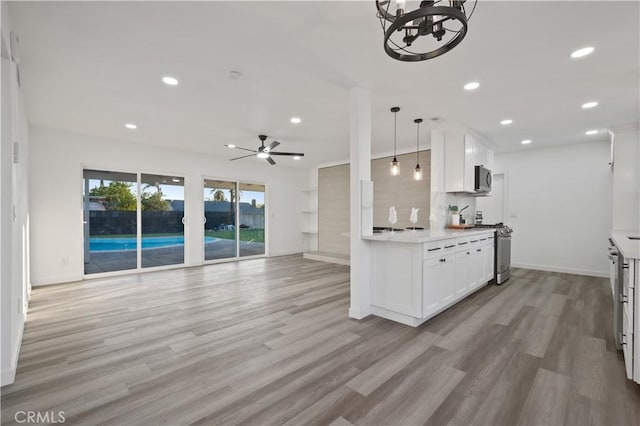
[29, 126, 308, 286]
[494, 140, 613, 277]
[1, 2, 31, 386]
[612, 129, 639, 231]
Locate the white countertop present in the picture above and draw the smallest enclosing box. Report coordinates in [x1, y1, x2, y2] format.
[362, 228, 495, 244]
[612, 230, 640, 259]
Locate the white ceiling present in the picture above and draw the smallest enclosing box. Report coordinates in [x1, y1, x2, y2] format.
[8, 1, 640, 168]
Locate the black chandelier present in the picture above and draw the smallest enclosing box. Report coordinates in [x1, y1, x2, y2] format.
[375, 0, 477, 62]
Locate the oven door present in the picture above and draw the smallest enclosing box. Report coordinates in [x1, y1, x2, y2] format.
[608, 247, 623, 350]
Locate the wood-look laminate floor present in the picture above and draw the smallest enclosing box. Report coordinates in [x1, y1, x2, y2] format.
[2, 255, 639, 425]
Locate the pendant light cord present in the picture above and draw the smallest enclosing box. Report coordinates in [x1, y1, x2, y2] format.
[416, 121, 420, 164]
[393, 111, 397, 158]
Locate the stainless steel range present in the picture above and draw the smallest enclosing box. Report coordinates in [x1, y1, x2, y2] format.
[472, 223, 513, 284]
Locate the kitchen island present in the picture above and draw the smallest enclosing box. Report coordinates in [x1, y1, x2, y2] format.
[363, 229, 495, 326]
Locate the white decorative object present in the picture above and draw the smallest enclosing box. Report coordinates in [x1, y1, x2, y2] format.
[451, 214, 460, 226]
[410, 207, 419, 230]
[388, 206, 398, 232]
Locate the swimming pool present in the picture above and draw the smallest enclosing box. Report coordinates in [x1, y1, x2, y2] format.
[90, 236, 218, 252]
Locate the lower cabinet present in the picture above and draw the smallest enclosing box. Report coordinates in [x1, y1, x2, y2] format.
[369, 231, 495, 327]
[422, 253, 455, 318]
[455, 250, 471, 296]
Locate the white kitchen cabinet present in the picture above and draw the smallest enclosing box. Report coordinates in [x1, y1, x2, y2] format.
[455, 247, 471, 296]
[484, 241, 495, 282]
[444, 130, 494, 194]
[422, 253, 456, 316]
[367, 230, 495, 327]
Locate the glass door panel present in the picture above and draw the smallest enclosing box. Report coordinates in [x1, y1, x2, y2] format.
[239, 183, 265, 257]
[83, 169, 138, 274]
[203, 179, 238, 260]
[141, 173, 184, 268]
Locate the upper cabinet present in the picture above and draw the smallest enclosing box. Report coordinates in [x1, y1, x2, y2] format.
[444, 130, 494, 194]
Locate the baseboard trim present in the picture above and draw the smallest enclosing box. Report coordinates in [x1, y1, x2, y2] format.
[32, 274, 83, 287]
[348, 307, 372, 320]
[1, 317, 24, 387]
[304, 251, 350, 266]
[268, 250, 303, 258]
[512, 263, 608, 278]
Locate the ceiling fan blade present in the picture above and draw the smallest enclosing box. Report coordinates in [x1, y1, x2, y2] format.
[266, 156, 276, 165]
[226, 145, 256, 153]
[264, 141, 280, 152]
[268, 152, 304, 157]
[230, 153, 256, 161]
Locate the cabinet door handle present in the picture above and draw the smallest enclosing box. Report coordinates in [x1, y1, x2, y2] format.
[471, 240, 479, 243]
[621, 332, 627, 345]
[458, 242, 468, 245]
[476, 249, 481, 252]
[467, 252, 470, 255]
[620, 294, 628, 303]
[428, 247, 441, 252]
[445, 245, 455, 249]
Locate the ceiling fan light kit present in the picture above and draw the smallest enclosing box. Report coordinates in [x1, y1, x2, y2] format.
[375, 0, 476, 62]
[227, 134, 304, 166]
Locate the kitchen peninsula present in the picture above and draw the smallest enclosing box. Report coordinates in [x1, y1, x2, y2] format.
[363, 229, 495, 326]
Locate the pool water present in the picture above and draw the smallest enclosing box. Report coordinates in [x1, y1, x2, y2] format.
[90, 236, 218, 252]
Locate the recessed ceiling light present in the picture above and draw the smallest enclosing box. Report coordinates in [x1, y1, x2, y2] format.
[293, 156, 301, 160]
[500, 119, 513, 125]
[521, 139, 532, 145]
[571, 47, 594, 59]
[464, 81, 480, 91]
[290, 117, 302, 124]
[585, 130, 599, 135]
[162, 76, 179, 86]
[226, 144, 236, 149]
[582, 101, 598, 109]
[125, 123, 137, 129]
[229, 71, 242, 80]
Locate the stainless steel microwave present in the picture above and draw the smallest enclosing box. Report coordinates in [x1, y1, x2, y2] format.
[474, 166, 492, 193]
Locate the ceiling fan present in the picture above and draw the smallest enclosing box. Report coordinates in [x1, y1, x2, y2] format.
[225, 135, 304, 165]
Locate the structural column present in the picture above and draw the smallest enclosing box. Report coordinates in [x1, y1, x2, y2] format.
[349, 87, 372, 319]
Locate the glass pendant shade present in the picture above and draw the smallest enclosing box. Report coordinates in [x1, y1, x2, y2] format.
[390, 158, 400, 176]
[414, 164, 423, 181]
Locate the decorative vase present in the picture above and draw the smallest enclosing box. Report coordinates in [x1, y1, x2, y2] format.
[451, 214, 460, 226]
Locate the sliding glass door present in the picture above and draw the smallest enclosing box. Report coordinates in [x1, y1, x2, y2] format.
[84, 169, 185, 275]
[203, 179, 238, 261]
[141, 174, 185, 268]
[239, 183, 265, 257]
[83, 169, 138, 274]
[203, 179, 266, 262]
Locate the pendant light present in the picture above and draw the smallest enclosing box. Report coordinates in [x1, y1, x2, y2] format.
[414, 118, 423, 181]
[390, 106, 400, 176]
